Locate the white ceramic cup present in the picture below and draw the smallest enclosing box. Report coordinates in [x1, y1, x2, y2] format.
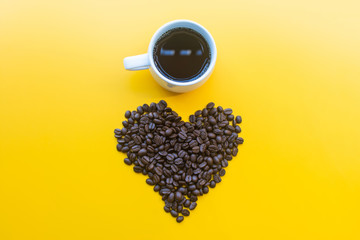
[123, 20, 217, 93]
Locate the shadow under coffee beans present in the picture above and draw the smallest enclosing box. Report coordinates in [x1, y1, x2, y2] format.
[114, 100, 243, 223]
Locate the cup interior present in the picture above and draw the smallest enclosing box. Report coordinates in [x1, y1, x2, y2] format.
[148, 20, 217, 86]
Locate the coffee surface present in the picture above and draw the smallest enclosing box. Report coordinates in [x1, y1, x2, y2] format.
[153, 28, 210, 81]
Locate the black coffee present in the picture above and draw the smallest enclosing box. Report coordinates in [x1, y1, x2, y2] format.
[153, 28, 210, 82]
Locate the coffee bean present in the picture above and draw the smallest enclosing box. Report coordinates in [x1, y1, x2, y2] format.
[138, 148, 147, 156]
[235, 116, 242, 123]
[185, 175, 192, 183]
[189, 202, 197, 210]
[158, 100, 167, 109]
[202, 108, 208, 117]
[165, 128, 173, 136]
[116, 144, 123, 152]
[177, 205, 183, 212]
[209, 117, 216, 125]
[192, 146, 200, 153]
[125, 111, 131, 118]
[133, 166, 142, 173]
[146, 178, 154, 185]
[175, 191, 182, 201]
[236, 137, 244, 144]
[178, 131, 187, 140]
[182, 209, 190, 216]
[184, 199, 191, 208]
[232, 148, 238, 156]
[137, 106, 144, 114]
[168, 193, 175, 203]
[190, 195, 198, 202]
[160, 188, 171, 195]
[121, 146, 129, 153]
[164, 206, 170, 213]
[154, 166, 163, 176]
[199, 179, 207, 186]
[124, 158, 132, 165]
[170, 210, 178, 217]
[193, 189, 200, 196]
[153, 185, 161, 192]
[214, 174, 221, 183]
[206, 102, 215, 109]
[115, 101, 243, 222]
[176, 216, 184, 223]
[224, 108, 233, 115]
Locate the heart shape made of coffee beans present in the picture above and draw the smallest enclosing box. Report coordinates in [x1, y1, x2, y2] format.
[115, 100, 243, 223]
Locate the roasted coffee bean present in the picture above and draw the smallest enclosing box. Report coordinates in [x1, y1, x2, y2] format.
[177, 205, 183, 212]
[158, 100, 167, 109]
[165, 128, 173, 136]
[125, 111, 131, 119]
[133, 166, 142, 173]
[206, 102, 215, 109]
[164, 206, 171, 213]
[153, 185, 161, 192]
[176, 216, 184, 223]
[182, 209, 190, 216]
[175, 191, 182, 201]
[224, 108, 233, 115]
[236, 115, 242, 123]
[193, 189, 200, 196]
[146, 178, 154, 185]
[160, 188, 171, 195]
[168, 193, 175, 203]
[138, 148, 147, 156]
[178, 131, 187, 140]
[236, 137, 244, 144]
[192, 146, 200, 153]
[190, 195, 198, 202]
[185, 175, 192, 183]
[124, 158, 132, 165]
[209, 108, 217, 115]
[189, 202, 197, 210]
[137, 106, 144, 114]
[170, 210, 178, 217]
[188, 185, 196, 191]
[214, 174, 221, 183]
[114, 101, 243, 222]
[219, 168, 226, 176]
[184, 199, 191, 208]
[121, 146, 129, 153]
[199, 179, 207, 186]
[202, 108, 208, 116]
[154, 167, 163, 176]
[232, 148, 238, 156]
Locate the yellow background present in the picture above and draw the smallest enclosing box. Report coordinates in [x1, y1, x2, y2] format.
[1, 0, 360, 239]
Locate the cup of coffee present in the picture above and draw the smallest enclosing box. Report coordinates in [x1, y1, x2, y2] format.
[124, 19, 217, 93]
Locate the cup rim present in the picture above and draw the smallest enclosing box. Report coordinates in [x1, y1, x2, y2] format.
[148, 19, 217, 87]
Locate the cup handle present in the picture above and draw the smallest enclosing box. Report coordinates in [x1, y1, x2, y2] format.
[123, 53, 150, 71]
